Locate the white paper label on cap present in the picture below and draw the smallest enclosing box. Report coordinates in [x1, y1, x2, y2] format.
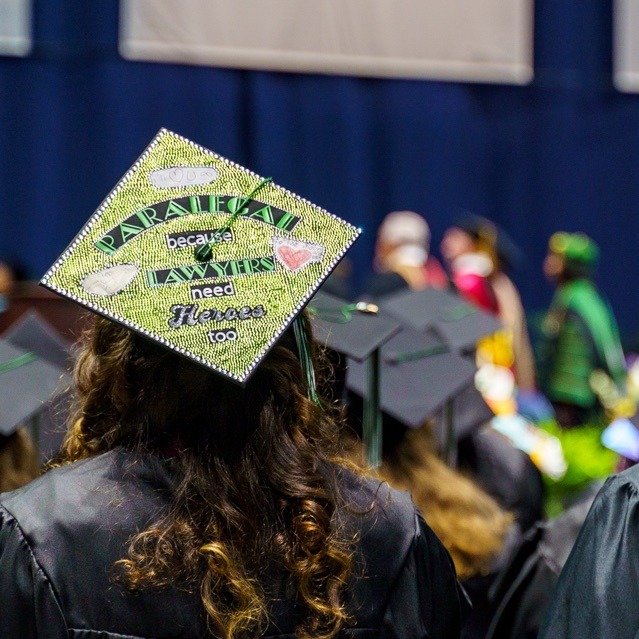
[149, 166, 219, 189]
[81, 264, 140, 296]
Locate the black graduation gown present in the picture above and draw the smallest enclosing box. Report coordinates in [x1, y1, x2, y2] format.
[0, 448, 468, 638]
[487, 482, 600, 639]
[539, 466, 639, 639]
[458, 426, 544, 534]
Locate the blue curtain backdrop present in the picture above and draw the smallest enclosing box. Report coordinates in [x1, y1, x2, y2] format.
[2, 0, 639, 343]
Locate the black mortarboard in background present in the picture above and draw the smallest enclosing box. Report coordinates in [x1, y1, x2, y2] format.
[0, 339, 65, 438]
[346, 326, 493, 465]
[379, 287, 502, 353]
[309, 291, 402, 363]
[2, 311, 74, 460]
[308, 291, 402, 467]
[3, 310, 74, 371]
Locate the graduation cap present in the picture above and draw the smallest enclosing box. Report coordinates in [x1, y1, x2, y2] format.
[346, 326, 493, 465]
[379, 286, 502, 353]
[3, 311, 75, 461]
[0, 339, 65, 438]
[40, 129, 360, 388]
[3, 310, 74, 371]
[308, 290, 402, 466]
[308, 291, 401, 363]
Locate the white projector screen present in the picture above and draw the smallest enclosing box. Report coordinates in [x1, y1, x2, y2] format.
[0, 0, 31, 56]
[119, 0, 534, 85]
[615, 0, 639, 92]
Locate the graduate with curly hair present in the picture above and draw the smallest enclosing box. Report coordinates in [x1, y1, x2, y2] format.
[0, 131, 467, 639]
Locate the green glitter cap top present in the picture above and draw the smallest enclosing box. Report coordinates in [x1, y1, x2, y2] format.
[41, 129, 361, 384]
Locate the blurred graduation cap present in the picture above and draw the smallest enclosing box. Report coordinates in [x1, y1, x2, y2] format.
[3, 310, 74, 372]
[2, 311, 74, 460]
[347, 326, 493, 465]
[308, 290, 402, 467]
[0, 339, 65, 439]
[308, 291, 401, 362]
[379, 286, 502, 353]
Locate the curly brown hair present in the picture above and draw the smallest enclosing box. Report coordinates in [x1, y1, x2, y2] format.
[53, 314, 354, 639]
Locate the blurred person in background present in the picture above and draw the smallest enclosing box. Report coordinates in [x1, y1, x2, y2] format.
[538, 232, 626, 428]
[440, 215, 499, 314]
[440, 214, 536, 391]
[536, 232, 625, 515]
[341, 410, 516, 639]
[365, 210, 448, 299]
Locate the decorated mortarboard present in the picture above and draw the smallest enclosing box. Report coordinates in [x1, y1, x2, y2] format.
[40, 129, 360, 385]
[379, 287, 502, 353]
[0, 339, 65, 437]
[308, 291, 401, 362]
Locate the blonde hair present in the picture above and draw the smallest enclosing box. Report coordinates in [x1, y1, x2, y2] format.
[0, 428, 40, 493]
[375, 425, 512, 580]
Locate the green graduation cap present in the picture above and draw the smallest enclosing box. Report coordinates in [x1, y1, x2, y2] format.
[41, 129, 360, 384]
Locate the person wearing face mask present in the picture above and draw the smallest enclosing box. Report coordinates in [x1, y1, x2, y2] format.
[364, 210, 448, 299]
[440, 214, 536, 393]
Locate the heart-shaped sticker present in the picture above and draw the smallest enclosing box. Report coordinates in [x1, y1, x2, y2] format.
[272, 237, 325, 273]
[277, 246, 313, 271]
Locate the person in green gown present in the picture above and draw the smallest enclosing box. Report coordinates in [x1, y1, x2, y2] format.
[538, 232, 626, 512]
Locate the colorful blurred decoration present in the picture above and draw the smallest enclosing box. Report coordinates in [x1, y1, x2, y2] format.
[597, 358, 639, 464]
[475, 362, 517, 416]
[539, 418, 617, 517]
[476, 362, 567, 483]
[590, 369, 636, 421]
[476, 329, 515, 370]
[601, 418, 639, 462]
[490, 414, 566, 481]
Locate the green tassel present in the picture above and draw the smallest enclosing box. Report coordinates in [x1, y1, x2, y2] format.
[293, 316, 321, 406]
[0, 352, 37, 375]
[195, 176, 272, 262]
[363, 348, 382, 468]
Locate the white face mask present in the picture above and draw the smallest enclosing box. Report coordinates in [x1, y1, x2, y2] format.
[388, 245, 429, 268]
[451, 252, 494, 277]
